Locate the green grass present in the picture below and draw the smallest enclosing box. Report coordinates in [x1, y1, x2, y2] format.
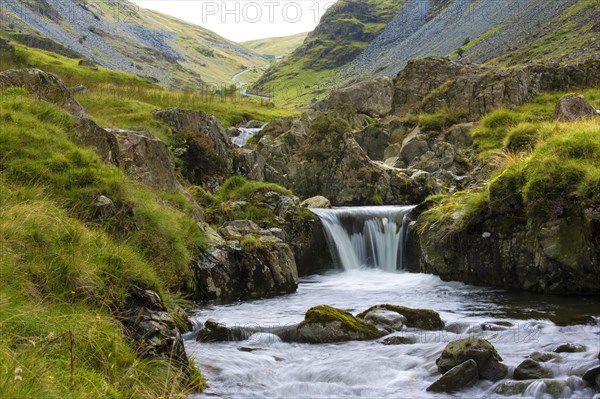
[0, 92, 208, 398]
[242, 32, 309, 57]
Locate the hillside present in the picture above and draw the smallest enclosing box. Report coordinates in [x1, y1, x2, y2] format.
[249, 0, 406, 105]
[0, 0, 268, 88]
[252, 0, 599, 106]
[242, 32, 309, 58]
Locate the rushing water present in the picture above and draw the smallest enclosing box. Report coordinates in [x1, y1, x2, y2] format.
[231, 127, 262, 147]
[186, 271, 600, 398]
[186, 207, 600, 398]
[311, 206, 414, 272]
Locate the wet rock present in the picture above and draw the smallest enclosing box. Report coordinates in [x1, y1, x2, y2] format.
[357, 304, 444, 330]
[121, 287, 189, 368]
[78, 58, 99, 70]
[514, 359, 553, 380]
[301, 196, 331, 209]
[362, 309, 406, 332]
[552, 94, 597, 122]
[528, 352, 562, 363]
[494, 379, 569, 398]
[444, 322, 471, 334]
[554, 343, 586, 353]
[427, 359, 479, 393]
[583, 366, 600, 387]
[380, 335, 417, 345]
[280, 305, 383, 344]
[326, 77, 394, 117]
[197, 320, 255, 342]
[437, 337, 507, 381]
[0, 68, 86, 117]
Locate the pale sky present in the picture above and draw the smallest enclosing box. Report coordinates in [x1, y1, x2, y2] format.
[130, 1, 338, 42]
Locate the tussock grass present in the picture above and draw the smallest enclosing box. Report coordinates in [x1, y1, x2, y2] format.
[0, 92, 207, 397]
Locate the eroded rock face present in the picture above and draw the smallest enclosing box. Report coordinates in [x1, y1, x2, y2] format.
[436, 337, 507, 381]
[0, 68, 86, 117]
[355, 125, 390, 160]
[427, 359, 479, 393]
[326, 77, 394, 117]
[393, 57, 600, 120]
[553, 94, 598, 122]
[153, 108, 233, 191]
[121, 287, 189, 369]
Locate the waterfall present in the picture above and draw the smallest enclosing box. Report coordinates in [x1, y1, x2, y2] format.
[231, 127, 262, 147]
[311, 206, 415, 272]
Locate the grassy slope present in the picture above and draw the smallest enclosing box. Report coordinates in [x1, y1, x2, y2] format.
[0, 39, 293, 399]
[250, 0, 405, 106]
[0, 90, 207, 398]
[422, 88, 600, 234]
[0, 42, 295, 138]
[242, 32, 309, 57]
[1, 0, 267, 86]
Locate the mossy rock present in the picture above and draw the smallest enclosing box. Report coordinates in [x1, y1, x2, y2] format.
[437, 337, 507, 381]
[357, 304, 444, 330]
[294, 305, 383, 343]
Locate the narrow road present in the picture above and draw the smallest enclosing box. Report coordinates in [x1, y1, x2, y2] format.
[231, 67, 272, 101]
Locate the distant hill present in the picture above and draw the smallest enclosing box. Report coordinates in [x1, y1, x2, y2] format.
[242, 32, 309, 58]
[0, 0, 268, 88]
[251, 0, 599, 106]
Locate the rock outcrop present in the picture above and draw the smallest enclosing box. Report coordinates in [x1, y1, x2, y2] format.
[192, 220, 299, 302]
[325, 77, 394, 117]
[153, 108, 234, 191]
[0, 68, 86, 117]
[393, 57, 600, 120]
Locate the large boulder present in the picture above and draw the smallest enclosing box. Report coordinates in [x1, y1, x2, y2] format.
[326, 77, 394, 117]
[120, 287, 189, 369]
[436, 337, 507, 381]
[279, 305, 383, 344]
[192, 222, 299, 302]
[427, 359, 479, 393]
[0, 68, 86, 117]
[354, 125, 390, 160]
[552, 94, 598, 122]
[514, 359, 553, 380]
[357, 304, 444, 330]
[153, 108, 234, 191]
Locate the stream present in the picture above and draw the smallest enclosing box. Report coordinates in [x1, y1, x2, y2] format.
[185, 207, 600, 398]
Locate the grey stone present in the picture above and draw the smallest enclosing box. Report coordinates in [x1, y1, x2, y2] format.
[554, 343, 586, 353]
[427, 359, 479, 393]
[514, 359, 553, 380]
[553, 94, 597, 122]
[380, 335, 417, 345]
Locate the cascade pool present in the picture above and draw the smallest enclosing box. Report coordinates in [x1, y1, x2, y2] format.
[186, 270, 600, 398]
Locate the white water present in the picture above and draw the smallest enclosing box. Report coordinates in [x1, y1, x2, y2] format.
[231, 127, 262, 147]
[311, 206, 415, 272]
[186, 270, 600, 398]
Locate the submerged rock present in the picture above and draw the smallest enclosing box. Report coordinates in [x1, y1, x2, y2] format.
[196, 320, 255, 343]
[357, 304, 444, 330]
[436, 337, 507, 381]
[279, 305, 383, 344]
[380, 335, 417, 345]
[528, 352, 562, 363]
[554, 343, 586, 353]
[494, 379, 569, 399]
[427, 359, 479, 393]
[514, 359, 553, 380]
[552, 94, 597, 122]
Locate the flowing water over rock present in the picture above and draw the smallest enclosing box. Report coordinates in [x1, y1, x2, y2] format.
[311, 206, 414, 272]
[186, 207, 600, 398]
[231, 127, 262, 147]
